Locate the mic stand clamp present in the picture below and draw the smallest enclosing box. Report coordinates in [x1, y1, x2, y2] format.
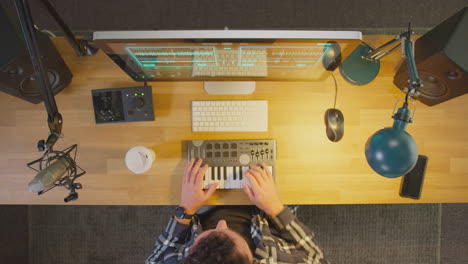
[37, 112, 63, 151]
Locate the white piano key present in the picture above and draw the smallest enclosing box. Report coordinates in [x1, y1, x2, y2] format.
[222, 167, 228, 189]
[230, 166, 236, 188]
[231, 170, 238, 189]
[213, 167, 219, 189]
[237, 166, 243, 187]
[229, 167, 237, 189]
[203, 166, 212, 189]
[218, 167, 225, 189]
[233, 172, 241, 189]
[218, 180, 225, 189]
[235, 166, 244, 188]
[241, 175, 252, 188]
[207, 166, 216, 189]
[223, 167, 228, 180]
[242, 166, 249, 180]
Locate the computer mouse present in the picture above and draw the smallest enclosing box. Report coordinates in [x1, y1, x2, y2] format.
[322, 41, 342, 71]
[324, 108, 344, 142]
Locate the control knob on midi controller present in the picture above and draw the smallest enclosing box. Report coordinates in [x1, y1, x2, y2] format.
[239, 154, 250, 165]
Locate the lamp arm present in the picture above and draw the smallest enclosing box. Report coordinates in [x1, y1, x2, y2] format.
[402, 30, 422, 98]
[363, 31, 410, 61]
[392, 24, 423, 130]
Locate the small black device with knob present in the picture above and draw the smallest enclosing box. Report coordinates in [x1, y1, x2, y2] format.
[91, 84, 155, 124]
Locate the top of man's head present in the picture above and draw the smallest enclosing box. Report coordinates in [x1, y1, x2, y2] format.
[184, 230, 252, 264]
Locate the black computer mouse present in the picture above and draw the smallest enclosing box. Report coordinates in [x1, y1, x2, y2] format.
[322, 41, 342, 71]
[324, 108, 344, 142]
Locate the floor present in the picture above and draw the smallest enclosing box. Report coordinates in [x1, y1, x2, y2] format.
[1, 204, 467, 264]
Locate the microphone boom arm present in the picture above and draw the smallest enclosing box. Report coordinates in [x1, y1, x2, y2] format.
[15, 0, 62, 151]
[14, 0, 89, 202]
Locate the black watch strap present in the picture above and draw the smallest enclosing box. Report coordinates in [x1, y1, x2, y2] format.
[175, 206, 194, 219]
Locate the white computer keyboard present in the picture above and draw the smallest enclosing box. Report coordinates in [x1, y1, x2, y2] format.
[192, 49, 268, 77]
[191, 100, 268, 132]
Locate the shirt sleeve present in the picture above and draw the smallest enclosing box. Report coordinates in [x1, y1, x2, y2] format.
[266, 207, 328, 264]
[145, 217, 194, 264]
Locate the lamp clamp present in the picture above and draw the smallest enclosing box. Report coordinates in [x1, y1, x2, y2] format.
[392, 97, 416, 123]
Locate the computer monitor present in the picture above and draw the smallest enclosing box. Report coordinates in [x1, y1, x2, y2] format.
[93, 30, 362, 94]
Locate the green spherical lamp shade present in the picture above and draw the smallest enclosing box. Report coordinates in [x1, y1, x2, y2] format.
[365, 127, 418, 178]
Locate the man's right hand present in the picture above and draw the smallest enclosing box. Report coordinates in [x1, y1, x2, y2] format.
[242, 162, 284, 217]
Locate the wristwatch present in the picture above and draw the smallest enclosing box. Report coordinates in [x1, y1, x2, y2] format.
[175, 206, 194, 219]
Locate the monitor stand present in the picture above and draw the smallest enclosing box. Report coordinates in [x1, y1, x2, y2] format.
[204, 81, 255, 95]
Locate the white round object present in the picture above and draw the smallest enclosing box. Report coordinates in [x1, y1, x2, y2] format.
[125, 146, 156, 174]
[239, 154, 251, 165]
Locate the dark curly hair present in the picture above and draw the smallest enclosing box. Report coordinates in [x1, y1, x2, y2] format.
[183, 231, 251, 264]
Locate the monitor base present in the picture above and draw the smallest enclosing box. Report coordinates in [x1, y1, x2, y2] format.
[204, 81, 256, 95]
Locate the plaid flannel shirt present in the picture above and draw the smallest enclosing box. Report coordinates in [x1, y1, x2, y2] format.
[145, 207, 328, 264]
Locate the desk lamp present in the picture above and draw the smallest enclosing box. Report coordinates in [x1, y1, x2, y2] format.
[360, 24, 423, 178]
[14, 0, 96, 201]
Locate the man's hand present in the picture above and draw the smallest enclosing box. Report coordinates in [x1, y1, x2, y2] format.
[179, 158, 218, 216]
[242, 163, 284, 216]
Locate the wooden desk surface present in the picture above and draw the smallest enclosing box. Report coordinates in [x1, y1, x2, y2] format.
[0, 36, 467, 205]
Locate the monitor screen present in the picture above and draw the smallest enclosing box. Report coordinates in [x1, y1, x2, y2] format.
[93, 30, 362, 82]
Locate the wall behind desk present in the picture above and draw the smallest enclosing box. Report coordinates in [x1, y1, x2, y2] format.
[1, 0, 467, 34]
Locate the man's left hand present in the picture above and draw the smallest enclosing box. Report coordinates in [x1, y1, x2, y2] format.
[179, 158, 218, 216]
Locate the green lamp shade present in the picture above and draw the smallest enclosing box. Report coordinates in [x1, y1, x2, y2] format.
[365, 127, 418, 178]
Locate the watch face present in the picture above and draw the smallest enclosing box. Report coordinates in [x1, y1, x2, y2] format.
[175, 207, 185, 219]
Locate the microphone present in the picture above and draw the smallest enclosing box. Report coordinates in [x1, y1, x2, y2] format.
[28, 156, 70, 193]
[27, 144, 85, 202]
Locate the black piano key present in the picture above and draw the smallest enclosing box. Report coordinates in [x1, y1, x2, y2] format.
[238, 166, 243, 180]
[217, 167, 221, 180]
[233, 166, 237, 180]
[223, 167, 227, 180]
[211, 167, 215, 181]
